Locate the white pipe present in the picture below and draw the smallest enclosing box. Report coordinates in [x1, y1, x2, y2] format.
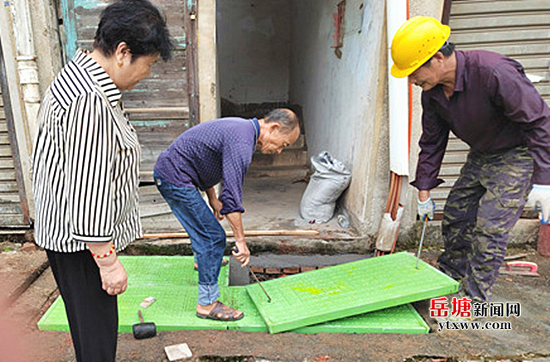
[387, 0, 409, 176]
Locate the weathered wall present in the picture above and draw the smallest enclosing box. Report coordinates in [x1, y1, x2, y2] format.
[28, 0, 63, 97]
[289, 0, 387, 237]
[198, 0, 220, 121]
[288, 0, 444, 240]
[217, 0, 291, 104]
[0, 0, 52, 219]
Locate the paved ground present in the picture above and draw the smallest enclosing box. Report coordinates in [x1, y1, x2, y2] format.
[1, 238, 549, 362]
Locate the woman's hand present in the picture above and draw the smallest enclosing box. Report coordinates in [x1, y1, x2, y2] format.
[88, 243, 128, 295]
[97, 257, 128, 295]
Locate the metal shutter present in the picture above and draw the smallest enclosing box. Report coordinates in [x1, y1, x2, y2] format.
[433, 0, 550, 212]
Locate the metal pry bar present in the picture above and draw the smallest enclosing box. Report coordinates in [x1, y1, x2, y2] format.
[247, 265, 272, 303]
[233, 246, 272, 302]
[415, 218, 428, 269]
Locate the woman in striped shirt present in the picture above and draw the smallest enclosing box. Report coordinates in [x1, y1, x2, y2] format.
[32, 1, 172, 361]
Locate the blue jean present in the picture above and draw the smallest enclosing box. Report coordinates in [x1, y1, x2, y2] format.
[154, 172, 226, 305]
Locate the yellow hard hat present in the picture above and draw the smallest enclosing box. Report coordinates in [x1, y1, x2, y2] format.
[390, 16, 451, 78]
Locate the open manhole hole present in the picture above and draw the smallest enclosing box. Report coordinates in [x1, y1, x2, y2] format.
[229, 253, 368, 286]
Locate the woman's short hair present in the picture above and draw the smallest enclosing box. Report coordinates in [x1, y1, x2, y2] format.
[93, 0, 173, 61]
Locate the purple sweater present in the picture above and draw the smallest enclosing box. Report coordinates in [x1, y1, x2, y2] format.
[154, 117, 259, 214]
[412, 50, 550, 190]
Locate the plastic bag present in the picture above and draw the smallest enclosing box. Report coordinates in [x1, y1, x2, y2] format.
[300, 151, 351, 223]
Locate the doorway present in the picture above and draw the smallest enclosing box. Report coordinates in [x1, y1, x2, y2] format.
[215, 0, 352, 236]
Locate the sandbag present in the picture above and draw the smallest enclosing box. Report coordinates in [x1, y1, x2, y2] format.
[300, 151, 351, 223]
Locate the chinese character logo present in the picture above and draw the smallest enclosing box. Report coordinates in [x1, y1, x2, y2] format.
[430, 297, 449, 318]
[451, 297, 472, 317]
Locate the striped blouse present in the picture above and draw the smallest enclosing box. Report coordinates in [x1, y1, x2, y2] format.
[32, 50, 142, 253]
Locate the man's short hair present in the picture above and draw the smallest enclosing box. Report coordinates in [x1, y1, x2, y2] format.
[263, 109, 299, 134]
[422, 41, 455, 68]
[439, 41, 455, 57]
[93, 0, 173, 61]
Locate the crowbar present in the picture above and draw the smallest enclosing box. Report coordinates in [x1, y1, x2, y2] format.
[415, 217, 428, 269]
[233, 247, 272, 302]
[248, 265, 272, 303]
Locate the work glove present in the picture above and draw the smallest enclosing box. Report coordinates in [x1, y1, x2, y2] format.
[417, 198, 435, 221]
[528, 184, 550, 224]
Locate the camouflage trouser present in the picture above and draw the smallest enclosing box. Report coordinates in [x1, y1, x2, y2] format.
[437, 146, 533, 302]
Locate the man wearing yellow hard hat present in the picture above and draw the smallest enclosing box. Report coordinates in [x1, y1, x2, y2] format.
[391, 16, 550, 303]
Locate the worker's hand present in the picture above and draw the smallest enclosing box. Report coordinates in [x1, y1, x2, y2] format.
[96, 257, 128, 295]
[232, 241, 250, 267]
[208, 197, 224, 221]
[528, 184, 550, 224]
[417, 197, 435, 221]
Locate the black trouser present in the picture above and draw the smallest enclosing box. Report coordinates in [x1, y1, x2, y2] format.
[46, 250, 118, 362]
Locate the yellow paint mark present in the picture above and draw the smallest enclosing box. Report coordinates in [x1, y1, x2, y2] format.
[293, 285, 343, 296]
[293, 286, 323, 295]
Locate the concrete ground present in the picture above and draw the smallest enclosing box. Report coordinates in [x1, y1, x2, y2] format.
[2, 245, 549, 362]
[1, 176, 549, 362]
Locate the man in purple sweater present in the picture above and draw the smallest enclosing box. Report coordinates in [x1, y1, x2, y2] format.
[154, 108, 300, 320]
[391, 17, 550, 303]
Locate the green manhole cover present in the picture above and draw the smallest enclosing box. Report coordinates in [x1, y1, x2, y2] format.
[246, 252, 458, 333]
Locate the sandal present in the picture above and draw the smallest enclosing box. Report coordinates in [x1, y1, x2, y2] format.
[196, 301, 244, 321]
[194, 258, 229, 271]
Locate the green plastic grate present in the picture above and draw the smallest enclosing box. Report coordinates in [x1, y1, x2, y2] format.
[38, 255, 232, 332]
[119, 255, 229, 287]
[37, 296, 71, 332]
[294, 304, 429, 334]
[246, 252, 459, 333]
[38, 254, 436, 335]
[38, 286, 264, 333]
[38, 288, 429, 334]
